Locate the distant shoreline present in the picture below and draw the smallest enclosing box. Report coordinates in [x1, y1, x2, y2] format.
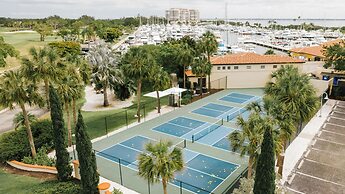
[204, 18, 345, 20]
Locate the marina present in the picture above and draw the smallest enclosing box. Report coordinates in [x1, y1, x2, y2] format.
[116, 23, 344, 56]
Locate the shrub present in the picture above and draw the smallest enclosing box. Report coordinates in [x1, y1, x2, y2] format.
[0, 119, 54, 163]
[113, 188, 123, 194]
[181, 90, 193, 105]
[0, 129, 30, 162]
[22, 147, 55, 167]
[30, 180, 81, 194]
[48, 41, 81, 57]
[112, 79, 135, 101]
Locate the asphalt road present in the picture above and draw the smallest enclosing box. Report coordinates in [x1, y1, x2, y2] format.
[0, 106, 48, 134]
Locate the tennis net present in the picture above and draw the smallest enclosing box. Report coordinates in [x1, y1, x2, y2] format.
[175, 139, 187, 149]
[227, 108, 247, 122]
[192, 119, 223, 142]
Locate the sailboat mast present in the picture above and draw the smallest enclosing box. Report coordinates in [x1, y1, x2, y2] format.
[225, 2, 229, 46]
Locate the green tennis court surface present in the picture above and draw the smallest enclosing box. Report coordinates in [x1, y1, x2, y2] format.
[93, 88, 263, 194]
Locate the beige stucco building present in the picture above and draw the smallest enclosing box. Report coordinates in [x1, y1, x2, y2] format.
[186, 52, 305, 89]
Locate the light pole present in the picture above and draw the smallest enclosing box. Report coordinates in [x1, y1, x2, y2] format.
[319, 92, 329, 117]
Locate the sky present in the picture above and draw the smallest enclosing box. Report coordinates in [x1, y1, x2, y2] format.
[0, 0, 344, 19]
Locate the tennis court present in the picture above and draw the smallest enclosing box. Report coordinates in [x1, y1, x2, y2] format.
[97, 135, 239, 194]
[191, 103, 235, 119]
[219, 92, 256, 104]
[93, 89, 263, 194]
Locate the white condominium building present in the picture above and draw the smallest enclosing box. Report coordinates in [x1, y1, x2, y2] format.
[165, 8, 200, 24]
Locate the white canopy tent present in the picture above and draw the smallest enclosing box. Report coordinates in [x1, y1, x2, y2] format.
[144, 87, 187, 98]
[144, 87, 187, 106]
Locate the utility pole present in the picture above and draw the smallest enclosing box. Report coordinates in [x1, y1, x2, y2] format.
[225, 2, 229, 46]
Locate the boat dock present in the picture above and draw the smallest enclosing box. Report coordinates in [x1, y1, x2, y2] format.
[244, 40, 290, 53]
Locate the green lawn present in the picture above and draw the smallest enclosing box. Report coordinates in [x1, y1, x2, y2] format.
[42, 94, 168, 140]
[0, 168, 43, 194]
[0, 28, 61, 72]
[82, 96, 168, 139]
[0, 168, 80, 194]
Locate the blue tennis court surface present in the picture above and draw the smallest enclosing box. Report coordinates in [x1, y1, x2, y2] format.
[213, 137, 249, 155]
[220, 92, 256, 104]
[97, 136, 239, 194]
[152, 117, 205, 137]
[192, 103, 235, 119]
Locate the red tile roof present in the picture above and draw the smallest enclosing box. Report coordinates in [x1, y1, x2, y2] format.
[290, 39, 344, 58]
[211, 52, 304, 65]
[185, 69, 195, 77]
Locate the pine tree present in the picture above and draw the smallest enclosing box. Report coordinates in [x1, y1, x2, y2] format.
[253, 126, 276, 194]
[49, 86, 72, 181]
[75, 110, 99, 194]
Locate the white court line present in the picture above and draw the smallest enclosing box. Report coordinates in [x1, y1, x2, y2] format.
[97, 142, 236, 194]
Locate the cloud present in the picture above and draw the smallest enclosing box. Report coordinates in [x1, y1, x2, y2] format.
[0, 0, 344, 20]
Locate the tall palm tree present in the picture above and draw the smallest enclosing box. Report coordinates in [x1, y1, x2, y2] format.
[0, 70, 44, 157]
[56, 74, 81, 146]
[88, 42, 123, 107]
[228, 111, 264, 178]
[191, 55, 212, 95]
[60, 55, 86, 127]
[178, 43, 194, 88]
[138, 141, 183, 194]
[265, 65, 319, 133]
[265, 65, 318, 175]
[21, 47, 60, 109]
[149, 65, 170, 113]
[122, 46, 154, 122]
[198, 31, 218, 90]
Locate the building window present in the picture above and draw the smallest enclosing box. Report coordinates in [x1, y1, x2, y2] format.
[234, 66, 239, 70]
[261, 65, 265, 69]
[273, 65, 278, 69]
[227, 66, 231, 70]
[217, 67, 221, 70]
[246, 66, 251, 69]
[222, 66, 226, 70]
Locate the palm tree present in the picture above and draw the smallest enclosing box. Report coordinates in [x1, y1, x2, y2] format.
[14, 112, 37, 130]
[88, 42, 123, 107]
[265, 65, 319, 133]
[0, 70, 44, 157]
[149, 65, 170, 113]
[264, 65, 318, 175]
[122, 46, 154, 122]
[55, 74, 81, 147]
[198, 31, 218, 90]
[178, 43, 194, 88]
[191, 55, 212, 95]
[21, 47, 60, 109]
[138, 141, 183, 194]
[228, 111, 264, 178]
[61, 55, 87, 127]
